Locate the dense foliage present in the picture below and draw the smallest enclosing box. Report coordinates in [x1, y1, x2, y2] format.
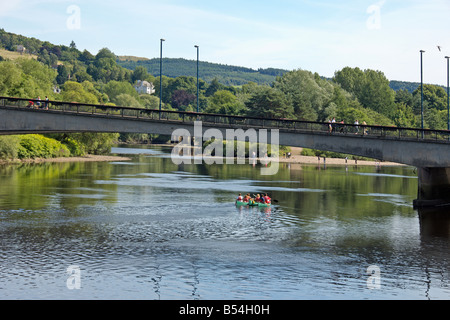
[0, 29, 449, 161]
[117, 57, 287, 86]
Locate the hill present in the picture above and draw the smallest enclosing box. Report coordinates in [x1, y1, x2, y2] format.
[117, 56, 438, 91]
[117, 57, 289, 86]
[390, 80, 422, 93]
[0, 48, 38, 61]
[390, 80, 447, 93]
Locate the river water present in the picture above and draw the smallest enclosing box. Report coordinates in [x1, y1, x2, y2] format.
[0, 145, 448, 300]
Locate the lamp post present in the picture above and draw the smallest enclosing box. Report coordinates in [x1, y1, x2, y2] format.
[446, 56, 450, 131]
[159, 38, 165, 119]
[194, 45, 199, 113]
[420, 50, 425, 137]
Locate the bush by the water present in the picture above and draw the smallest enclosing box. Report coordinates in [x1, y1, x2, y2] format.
[0, 134, 70, 160]
[0, 132, 120, 161]
[17, 135, 70, 159]
[0, 136, 20, 160]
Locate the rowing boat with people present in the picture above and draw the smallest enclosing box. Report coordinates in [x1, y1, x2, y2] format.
[235, 193, 273, 208]
[235, 200, 271, 208]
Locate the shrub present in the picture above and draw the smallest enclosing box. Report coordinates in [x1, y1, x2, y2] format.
[62, 137, 85, 157]
[18, 135, 70, 159]
[0, 136, 20, 160]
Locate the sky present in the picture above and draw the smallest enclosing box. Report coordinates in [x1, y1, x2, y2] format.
[1, 0, 450, 85]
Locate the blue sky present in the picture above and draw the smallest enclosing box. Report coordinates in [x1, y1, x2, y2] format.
[1, 0, 450, 85]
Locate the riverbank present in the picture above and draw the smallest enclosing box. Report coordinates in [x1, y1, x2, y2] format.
[277, 155, 403, 166]
[277, 147, 404, 166]
[0, 154, 131, 165]
[0, 146, 404, 167]
[167, 145, 405, 167]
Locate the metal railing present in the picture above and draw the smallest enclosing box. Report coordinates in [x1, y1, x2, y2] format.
[1, 96, 450, 143]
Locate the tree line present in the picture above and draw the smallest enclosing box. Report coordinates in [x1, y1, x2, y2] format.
[117, 57, 288, 86]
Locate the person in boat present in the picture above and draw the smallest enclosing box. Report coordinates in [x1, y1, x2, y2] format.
[249, 194, 256, 205]
[256, 194, 265, 203]
[236, 193, 243, 202]
[263, 193, 271, 204]
[246, 193, 257, 205]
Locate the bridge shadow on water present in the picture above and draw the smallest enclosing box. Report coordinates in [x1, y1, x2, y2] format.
[418, 206, 450, 239]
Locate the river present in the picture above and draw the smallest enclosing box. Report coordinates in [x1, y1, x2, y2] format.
[0, 145, 448, 300]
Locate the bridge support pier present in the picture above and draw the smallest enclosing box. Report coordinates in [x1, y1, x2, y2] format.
[414, 167, 450, 208]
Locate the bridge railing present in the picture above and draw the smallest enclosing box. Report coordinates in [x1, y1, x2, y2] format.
[1, 96, 450, 143]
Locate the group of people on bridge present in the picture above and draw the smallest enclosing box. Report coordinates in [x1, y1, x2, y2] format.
[27, 96, 49, 110]
[328, 118, 368, 135]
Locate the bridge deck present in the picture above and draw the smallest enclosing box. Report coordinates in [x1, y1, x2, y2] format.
[1, 96, 450, 168]
[1, 96, 449, 142]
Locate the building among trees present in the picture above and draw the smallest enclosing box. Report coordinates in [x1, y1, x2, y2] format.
[134, 80, 155, 95]
[16, 45, 26, 54]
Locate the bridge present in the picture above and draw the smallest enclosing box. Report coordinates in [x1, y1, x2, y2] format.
[1, 96, 450, 208]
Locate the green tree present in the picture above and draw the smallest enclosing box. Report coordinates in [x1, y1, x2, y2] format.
[67, 132, 119, 155]
[79, 49, 95, 64]
[152, 75, 172, 104]
[333, 67, 365, 98]
[392, 102, 417, 128]
[205, 78, 224, 97]
[87, 48, 131, 83]
[245, 86, 293, 119]
[395, 89, 414, 106]
[205, 90, 245, 115]
[132, 66, 149, 83]
[139, 94, 161, 109]
[56, 64, 70, 85]
[60, 81, 99, 104]
[273, 69, 336, 121]
[0, 58, 56, 98]
[359, 69, 395, 117]
[103, 80, 138, 103]
[114, 93, 143, 108]
[413, 84, 448, 111]
[333, 67, 396, 117]
[425, 108, 446, 130]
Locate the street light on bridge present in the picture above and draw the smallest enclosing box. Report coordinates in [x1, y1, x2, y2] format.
[195, 45, 199, 113]
[420, 50, 425, 134]
[445, 56, 450, 131]
[159, 38, 165, 119]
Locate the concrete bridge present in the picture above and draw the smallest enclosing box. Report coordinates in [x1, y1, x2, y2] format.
[1, 96, 450, 208]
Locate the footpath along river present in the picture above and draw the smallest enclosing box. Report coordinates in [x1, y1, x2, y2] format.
[0, 145, 448, 299]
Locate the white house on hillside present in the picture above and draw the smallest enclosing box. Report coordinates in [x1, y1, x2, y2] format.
[16, 45, 26, 54]
[134, 80, 155, 95]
